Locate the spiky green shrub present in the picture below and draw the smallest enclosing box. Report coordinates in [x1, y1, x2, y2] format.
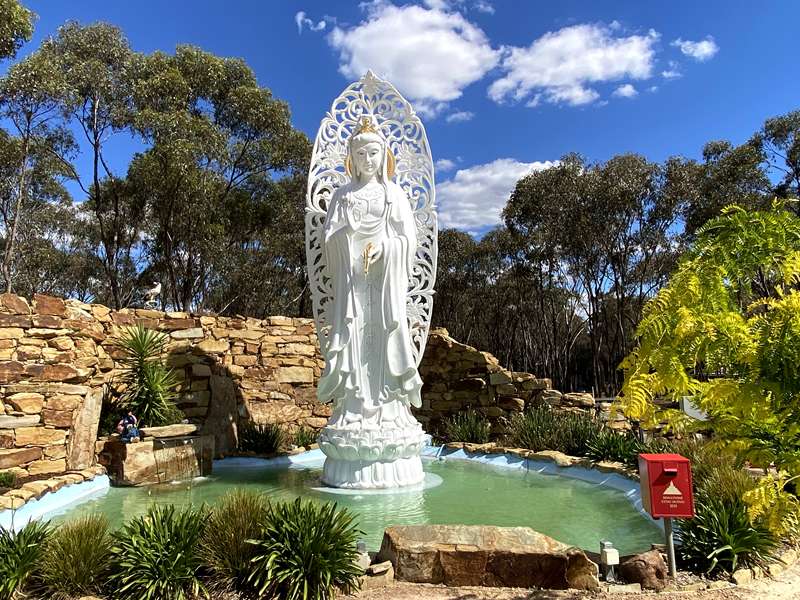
[37, 514, 111, 599]
[109, 504, 208, 600]
[509, 405, 602, 456]
[293, 426, 317, 448]
[200, 490, 269, 597]
[249, 499, 363, 600]
[0, 520, 50, 600]
[586, 429, 643, 467]
[115, 324, 182, 427]
[442, 410, 491, 444]
[0, 471, 16, 489]
[238, 421, 285, 454]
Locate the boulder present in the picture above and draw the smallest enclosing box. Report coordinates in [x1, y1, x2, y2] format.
[377, 525, 599, 590]
[619, 550, 668, 591]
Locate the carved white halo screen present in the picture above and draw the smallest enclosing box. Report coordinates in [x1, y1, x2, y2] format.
[305, 71, 438, 366]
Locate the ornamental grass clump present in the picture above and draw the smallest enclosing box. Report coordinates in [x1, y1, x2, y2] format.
[0, 471, 16, 489]
[109, 504, 208, 600]
[0, 520, 50, 600]
[36, 514, 111, 599]
[586, 429, 643, 467]
[509, 405, 602, 456]
[442, 410, 491, 443]
[249, 498, 363, 600]
[238, 421, 286, 454]
[200, 490, 269, 597]
[293, 425, 317, 448]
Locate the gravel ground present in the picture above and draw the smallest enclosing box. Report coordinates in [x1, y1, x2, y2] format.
[346, 559, 800, 600]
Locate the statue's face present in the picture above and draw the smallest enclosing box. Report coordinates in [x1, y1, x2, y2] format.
[353, 141, 383, 180]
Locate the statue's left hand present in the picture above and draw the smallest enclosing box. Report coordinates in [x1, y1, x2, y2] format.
[367, 243, 382, 264]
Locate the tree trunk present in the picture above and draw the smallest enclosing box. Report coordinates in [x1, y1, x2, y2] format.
[2, 130, 30, 293]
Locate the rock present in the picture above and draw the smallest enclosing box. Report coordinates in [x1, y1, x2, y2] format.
[14, 426, 66, 446]
[41, 364, 80, 381]
[191, 363, 212, 377]
[563, 392, 595, 408]
[489, 371, 512, 385]
[377, 525, 599, 590]
[498, 397, 525, 412]
[246, 399, 305, 424]
[27, 458, 66, 476]
[6, 392, 44, 414]
[618, 550, 668, 591]
[0, 414, 40, 428]
[0, 360, 24, 382]
[42, 409, 74, 427]
[275, 366, 314, 383]
[731, 568, 752, 585]
[541, 389, 563, 405]
[0, 293, 30, 314]
[0, 447, 43, 468]
[0, 328, 24, 339]
[34, 293, 67, 316]
[603, 583, 642, 593]
[170, 328, 204, 339]
[0, 314, 31, 328]
[195, 339, 229, 354]
[360, 561, 395, 590]
[140, 424, 198, 438]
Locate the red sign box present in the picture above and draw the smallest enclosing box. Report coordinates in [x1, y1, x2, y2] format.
[638, 453, 694, 518]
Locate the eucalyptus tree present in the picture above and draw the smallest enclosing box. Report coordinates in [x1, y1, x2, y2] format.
[0, 48, 75, 292]
[752, 110, 800, 200]
[44, 21, 141, 308]
[0, 0, 34, 61]
[128, 45, 309, 312]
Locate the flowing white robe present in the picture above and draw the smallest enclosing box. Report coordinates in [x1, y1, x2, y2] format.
[318, 180, 422, 429]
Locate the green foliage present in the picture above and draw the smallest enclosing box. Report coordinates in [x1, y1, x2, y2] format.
[618, 203, 800, 475]
[249, 498, 362, 600]
[442, 410, 491, 444]
[238, 421, 285, 454]
[509, 405, 602, 456]
[200, 490, 269, 597]
[36, 514, 111, 599]
[0, 520, 50, 600]
[109, 504, 208, 600]
[115, 324, 182, 427]
[0, 471, 16, 488]
[586, 429, 643, 467]
[742, 473, 800, 541]
[0, 0, 34, 60]
[293, 426, 317, 449]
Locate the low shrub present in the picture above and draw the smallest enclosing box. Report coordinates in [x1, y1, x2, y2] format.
[109, 504, 208, 600]
[509, 405, 602, 456]
[0, 471, 16, 489]
[586, 429, 643, 467]
[0, 520, 50, 600]
[200, 490, 269, 597]
[238, 421, 286, 454]
[37, 514, 111, 599]
[249, 498, 363, 600]
[294, 426, 317, 448]
[442, 410, 491, 444]
[678, 495, 778, 574]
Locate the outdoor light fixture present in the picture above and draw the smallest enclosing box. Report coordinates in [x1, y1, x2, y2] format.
[599, 540, 619, 583]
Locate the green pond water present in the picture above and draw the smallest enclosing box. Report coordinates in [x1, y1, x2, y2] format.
[55, 457, 661, 553]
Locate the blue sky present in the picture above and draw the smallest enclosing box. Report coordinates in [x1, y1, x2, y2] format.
[19, 0, 800, 234]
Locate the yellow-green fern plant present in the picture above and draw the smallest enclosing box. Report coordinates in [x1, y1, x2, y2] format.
[617, 201, 800, 476]
[743, 473, 800, 542]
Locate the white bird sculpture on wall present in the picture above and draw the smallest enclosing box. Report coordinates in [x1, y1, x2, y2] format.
[144, 282, 161, 308]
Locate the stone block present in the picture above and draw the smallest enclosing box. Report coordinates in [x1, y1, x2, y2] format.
[191, 363, 212, 377]
[0, 495, 24, 509]
[44, 445, 67, 459]
[0, 447, 42, 468]
[0, 328, 24, 339]
[0, 432, 13, 448]
[14, 426, 66, 446]
[32, 314, 62, 328]
[275, 366, 313, 383]
[0, 414, 40, 428]
[49, 336, 75, 351]
[158, 318, 198, 330]
[0, 360, 24, 383]
[40, 364, 80, 381]
[42, 409, 74, 427]
[234, 354, 258, 366]
[498, 397, 525, 412]
[7, 392, 44, 414]
[27, 458, 67, 476]
[34, 293, 67, 316]
[563, 393, 595, 408]
[140, 424, 198, 438]
[170, 327, 204, 339]
[0, 293, 30, 314]
[281, 343, 317, 356]
[0, 314, 31, 328]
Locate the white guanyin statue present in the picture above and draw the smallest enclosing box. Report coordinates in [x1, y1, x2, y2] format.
[306, 72, 437, 488]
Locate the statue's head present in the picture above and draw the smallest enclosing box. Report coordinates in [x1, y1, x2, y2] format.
[346, 117, 396, 182]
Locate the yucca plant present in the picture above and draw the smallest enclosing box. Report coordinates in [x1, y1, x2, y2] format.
[293, 426, 317, 449]
[0, 520, 51, 600]
[442, 410, 491, 444]
[36, 514, 111, 599]
[109, 504, 208, 600]
[238, 421, 286, 454]
[200, 490, 269, 597]
[115, 324, 182, 427]
[249, 498, 363, 600]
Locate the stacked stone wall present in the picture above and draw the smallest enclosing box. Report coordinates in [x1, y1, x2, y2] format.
[0, 294, 604, 487]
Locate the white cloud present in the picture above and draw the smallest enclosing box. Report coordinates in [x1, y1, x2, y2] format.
[661, 60, 681, 79]
[328, 4, 499, 115]
[489, 23, 659, 107]
[445, 110, 475, 123]
[435, 158, 457, 172]
[672, 36, 719, 61]
[437, 158, 556, 233]
[612, 83, 637, 98]
[295, 11, 326, 34]
[647, 85, 658, 93]
[473, 1, 495, 14]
